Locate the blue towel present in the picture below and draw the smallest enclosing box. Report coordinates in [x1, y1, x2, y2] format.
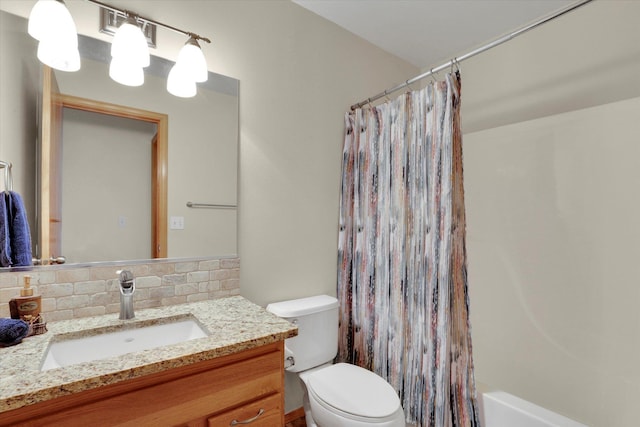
[0, 318, 30, 347]
[0, 193, 11, 267]
[6, 191, 32, 267]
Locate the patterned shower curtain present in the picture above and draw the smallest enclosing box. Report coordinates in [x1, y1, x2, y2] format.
[337, 72, 480, 426]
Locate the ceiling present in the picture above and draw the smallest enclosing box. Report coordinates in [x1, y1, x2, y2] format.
[293, 0, 575, 69]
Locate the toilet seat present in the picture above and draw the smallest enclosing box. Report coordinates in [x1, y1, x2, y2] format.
[305, 363, 402, 423]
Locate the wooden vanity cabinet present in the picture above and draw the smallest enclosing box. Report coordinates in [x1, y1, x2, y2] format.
[1, 342, 285, 427]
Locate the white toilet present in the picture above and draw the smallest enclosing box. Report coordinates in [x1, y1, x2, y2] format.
[267, 295, 406, 427]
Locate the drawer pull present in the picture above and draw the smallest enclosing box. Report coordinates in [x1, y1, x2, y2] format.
[230, 408, 265, 425]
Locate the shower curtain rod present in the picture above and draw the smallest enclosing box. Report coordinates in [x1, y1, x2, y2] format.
[350, 0, 594, 110]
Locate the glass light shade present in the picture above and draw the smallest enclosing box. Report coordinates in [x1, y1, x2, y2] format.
[167, 64, 196, 98]
[176, 38, 208, 83]
[111, 17, 150, 68]
[28, 0, 77, 44]
[37, 40, 80, 72]
[109, 57, 144, 87]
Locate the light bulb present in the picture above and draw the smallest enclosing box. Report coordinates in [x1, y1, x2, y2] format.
[37, 40, 80, 72]
[111, 16, 150, 68]
[176, 37, 208, 83]
[167, 64, 196, 98]
[28, 0, 77, 44]
[109, 57, 144, 87]
[28, 0, 80, 72]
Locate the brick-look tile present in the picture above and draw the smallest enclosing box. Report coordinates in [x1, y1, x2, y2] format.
[162, 273, 186, 286]
[74, 281, 106, 295]
[90, 292, 114, 307]
[56, 269, 91, 283]
[220, 258, 240, 269]
[136, 300, 161, 310]
[75, 306, 105, 318]
[57, 295, 90, 310]
[187, 271, 209, 283]
[30, 271, 57, 285]
[0, 287, 20, 303]
[222, 279, 240, 290]
[150, 287, 175, 300]
[106, 303, 121, 314]
[39, 283, 73, 298]
[134, 289, 151, 301]
[90, 266, 126, 280]
[187, 293, 209, 303]
[148, 263, 175, 276]
[175, 283, 199, 296]
[0, 275, 18, 287]
[136, 276, 162, 288]
[41, 298, 56, 313]
[175, 262, 198, 273]
[47, 310, 74, 321]
[161, 296, 187, 306]
[199, 259, 220, 270]
[199, 281, 221, 292]
[211, 270, 233, 281]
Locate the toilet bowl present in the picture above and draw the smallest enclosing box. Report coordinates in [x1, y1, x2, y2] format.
[266, 295, 405, 427]
[301, 363, 405, 427]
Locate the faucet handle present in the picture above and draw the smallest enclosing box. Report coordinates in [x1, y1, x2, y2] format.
[116, 270, 134, 288]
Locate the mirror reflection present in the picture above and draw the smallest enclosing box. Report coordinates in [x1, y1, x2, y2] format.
[0, 10, 239, 269]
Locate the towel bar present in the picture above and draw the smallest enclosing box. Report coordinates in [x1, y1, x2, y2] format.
[0, 160, 12, 192]
[186, 202, 237, 209]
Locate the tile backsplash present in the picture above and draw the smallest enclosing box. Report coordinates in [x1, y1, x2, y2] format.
[0, 257, 240, 321]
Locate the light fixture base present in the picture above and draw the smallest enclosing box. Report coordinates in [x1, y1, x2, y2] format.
[99, 8, 156, 48]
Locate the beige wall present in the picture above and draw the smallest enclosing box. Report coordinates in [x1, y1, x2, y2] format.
[459, 2, 640, 426]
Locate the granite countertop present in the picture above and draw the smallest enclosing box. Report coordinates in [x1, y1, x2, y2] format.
[0, 296, 297, 413]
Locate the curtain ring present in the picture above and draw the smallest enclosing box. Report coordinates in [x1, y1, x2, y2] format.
[452, 57, 460, 73]
[430, 68, 440, 85]
[405, 79, 415, 92]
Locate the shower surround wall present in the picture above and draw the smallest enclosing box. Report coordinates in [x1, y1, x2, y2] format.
[0, 257, 239, 321]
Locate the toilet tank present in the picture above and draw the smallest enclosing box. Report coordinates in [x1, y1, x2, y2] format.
[266, 295, 339, 372]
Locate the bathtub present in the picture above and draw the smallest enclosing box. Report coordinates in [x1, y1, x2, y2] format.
[479, 391, 587, 427]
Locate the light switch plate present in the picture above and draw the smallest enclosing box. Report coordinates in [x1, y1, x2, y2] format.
[170, 216, 185, 230]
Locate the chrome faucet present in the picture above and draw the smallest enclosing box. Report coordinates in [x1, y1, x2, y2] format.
[117, 270, 136, 320]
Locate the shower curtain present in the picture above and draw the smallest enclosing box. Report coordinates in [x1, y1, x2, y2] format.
[337, 72, 480, 426]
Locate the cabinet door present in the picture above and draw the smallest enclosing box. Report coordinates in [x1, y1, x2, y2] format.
[207, 393, 282, 427]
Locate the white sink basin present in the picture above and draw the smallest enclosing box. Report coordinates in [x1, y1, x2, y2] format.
[41, 318, 208, 371]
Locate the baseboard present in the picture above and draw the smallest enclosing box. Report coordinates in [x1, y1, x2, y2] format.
[285, 407, 306, 423]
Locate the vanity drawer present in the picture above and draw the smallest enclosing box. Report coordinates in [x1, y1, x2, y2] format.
[207, 393, 282, 427]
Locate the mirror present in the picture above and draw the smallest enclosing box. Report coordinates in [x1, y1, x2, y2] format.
[0, 10, 239, 268]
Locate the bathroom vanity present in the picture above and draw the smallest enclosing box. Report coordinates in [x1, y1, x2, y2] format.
[0, 297, 297, 426]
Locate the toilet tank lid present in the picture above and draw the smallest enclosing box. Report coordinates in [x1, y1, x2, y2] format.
[266, 295, 338, 318]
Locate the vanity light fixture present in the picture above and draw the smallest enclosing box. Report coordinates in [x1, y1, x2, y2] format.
[28, 0, 212, 97]
[27, 0, 80, 72]
[88, 0, 211, 97]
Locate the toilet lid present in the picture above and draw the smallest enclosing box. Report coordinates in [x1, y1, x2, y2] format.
[306, 363, 401, 419]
